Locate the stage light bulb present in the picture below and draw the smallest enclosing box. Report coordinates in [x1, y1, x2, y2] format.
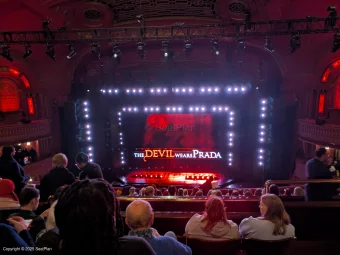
[182, 88, 186, 92]
[260, 132, 265, 135]
[172, 107, 176, 111]
[121, 152, 124, 155]
[139, 89, 142, 93]
[121, 156, 124, 160]
[128, 108, 132, 112]
[163, 88, 167, 93]
[261, 100, 267, 104]
[215, 88, 219, 92]
[118, 112, 121, 116]
[259, 149, 264, 153]
[151, 89, 154, 93]
[208, 88, 212, 92]
[120, 137, 122, 140]
[201, 107, 205, 111]
[89, 159, 93, 162]
[88, 147, 92, 151]
[175, 88, 179, 92]
[122, 161, 125, 164]
[122, 108, 126, 111]
[156, 107, 160, 111]
[114, 89, 118, 93]
[227, 87, 232, 92]
[119, 132, 122, 136]
[157, 89, 161, 93]
[201, 88, 205, 92]
[87, 137, 91, 141]
[189, 107, 193, 111]
[241, 87, 246, 91]
[150, 107, 154, 111]
[144, 107, 148, 111]
[234, 88, 239, 92]
[260, 125, 265, 129]
[259, 156, 263, 159]
[229, 123, 234, 126]
[120, 142, 123, 145]
[229, 138, 233, 141]
[132, 89, 136, 93]
[258, 162, 263, 166]
[103, 90, 106, 93]
[260, 138, 264, 142]
[195, 107, 199, 111]
[118, 122, 121, 125]
[108, 90, 112, 93]
[166, 107, 170, 111]
[230, 117, 234, 121]
[86, 124, 90, 128]
[89, 153, 93, 156]
[229, 163, 232, 166]
[229, 143, 233, 147]
[86, 131, 91, 135]
[262, 107, 266, 111]
[228, 158, 232, 161]
[84, 102, 88, 105]
[229, 133, 233, 137]
[212, 107, 216, 111]
[229, 153, 232, 157]
[219, 107, 222, 111]
[189, 88, 193, 92]
[261, 113, 266, 118]
[178, 107, 182, 111]
[134, 107, 137, 111]
[127, 89, 130, 93]
[85, 114, 89, 118]
[215, 50, 220, 55]
[84, 108, 88, 112]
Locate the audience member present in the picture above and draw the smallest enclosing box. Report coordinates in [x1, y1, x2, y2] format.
[53, 179, 156, 255]
[162, 189, 169, 196]
[177, 188, 184, 196]
[1, 217, 35, 248]
[195, 190, 203, 197]
[283, 189, 292, 196]
[140, 188, 146, 196]
[214, 190, 223, 197]
[244, 190, 253, 197]
[254, 188, 263, 197]
[185, 196, 240, 241]
[200, 176, 214, 196]
[190, 187, 199, 196]
[269, 184, 280, 196]
[168, 185, 177, 196]
[10, 187, 40, 219]
[76, 152, 103, 180]
[145, 186, 155, 196]
[183, 189, 188, 196]
[207, 189, 213, 196]
[305, 147, 335, 201]
[231, 190, 239, 197]
[129, 187, 136, 197]
[156, 190, 162, 196]
[239, 194, 295, 240]
[126, 199, 192, 255]
[293, 187, 305, 196]
[0, 146, 26, 195]
[39, 153, 75, 202]
[0, 178, 18, 201]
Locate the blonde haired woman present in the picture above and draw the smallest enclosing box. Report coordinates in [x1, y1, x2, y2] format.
[39, 153, 75, 202]
[239, 194, 295, 240]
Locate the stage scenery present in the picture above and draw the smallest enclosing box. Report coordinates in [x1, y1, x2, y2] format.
[0, 1, 340, 255]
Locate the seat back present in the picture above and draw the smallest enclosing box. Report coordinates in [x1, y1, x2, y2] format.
[186, 237, 241, 255]
[242, 238, 296, 255]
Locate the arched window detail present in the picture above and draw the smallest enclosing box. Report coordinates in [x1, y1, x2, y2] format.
[0, 78, 20, 112]
[27, 96, 35, 115]
[321, 59, 340, 83]
[0, 67, 31, 88]
[334, 78, 340, 110]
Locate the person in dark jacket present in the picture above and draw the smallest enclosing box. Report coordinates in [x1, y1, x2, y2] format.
[10, 187, 40, 219]
[0, 146, 26, 195]
[39, 153, 75, 202]
[75, 152, 103, 180]
[305, 147, 335, 201]
[52, 179, 155, 255]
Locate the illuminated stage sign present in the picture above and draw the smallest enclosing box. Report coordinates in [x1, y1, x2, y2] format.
[133, 149, 222, 162]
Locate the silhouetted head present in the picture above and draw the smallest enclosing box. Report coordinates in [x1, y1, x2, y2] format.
[168, 185, 177, 196]
[202, 196, 230, 233]
[1, 146, 15, 159]
[75, 152, 89, 169]
[269, 184, 280, 196]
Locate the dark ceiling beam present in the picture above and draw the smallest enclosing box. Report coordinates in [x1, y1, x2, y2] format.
[0, 16, 339, 44]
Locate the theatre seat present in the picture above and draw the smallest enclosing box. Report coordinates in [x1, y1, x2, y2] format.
[185, 237, 241, 255]
[241, 237, 296, 255]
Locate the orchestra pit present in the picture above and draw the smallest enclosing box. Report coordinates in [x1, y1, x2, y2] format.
[1, 1, 340, 254]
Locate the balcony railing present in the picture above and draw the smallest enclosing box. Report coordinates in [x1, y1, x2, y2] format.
[297, 118, 340, 145]
[0, 119, 51, 145]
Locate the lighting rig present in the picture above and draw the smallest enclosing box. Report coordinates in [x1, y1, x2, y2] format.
[0, 9, 339, 62]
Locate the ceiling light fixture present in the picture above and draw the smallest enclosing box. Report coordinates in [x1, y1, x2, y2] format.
[211, 39, 220, 55]
[184, 40, 192, 57]
[23, 45, 32, 59]
[264, 37, 274, 52]
[290, 35, 301, 53]
[137, 41, 146, 59]
[331, 33, 340, 53]
[325, 6, 337, 29]
[91, 43, 101, 59]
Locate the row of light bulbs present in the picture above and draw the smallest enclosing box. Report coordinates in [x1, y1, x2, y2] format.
[119, 106, 234, 113]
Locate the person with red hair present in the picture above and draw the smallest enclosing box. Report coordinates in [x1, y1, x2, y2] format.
[185, 196, 240, 241]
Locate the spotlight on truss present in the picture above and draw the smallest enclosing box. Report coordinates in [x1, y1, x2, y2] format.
[91, 43, 101, 59]
[290, 35, 301, 53]
[331, 33, 340, 53]
[211, 39, 219, 55]
[162, 41, 172, 59]
[1, 46, 13, 62]
[137, 42, 146, 59]
[184, 40, 193, 57]
[45, 44, 56, 61]
[112, 44, 121, 59]
[264, 37, 274, 52]
[325, 6, 337, 29]
[23, 45, 32, 59]
[66, 44, 76, 59]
